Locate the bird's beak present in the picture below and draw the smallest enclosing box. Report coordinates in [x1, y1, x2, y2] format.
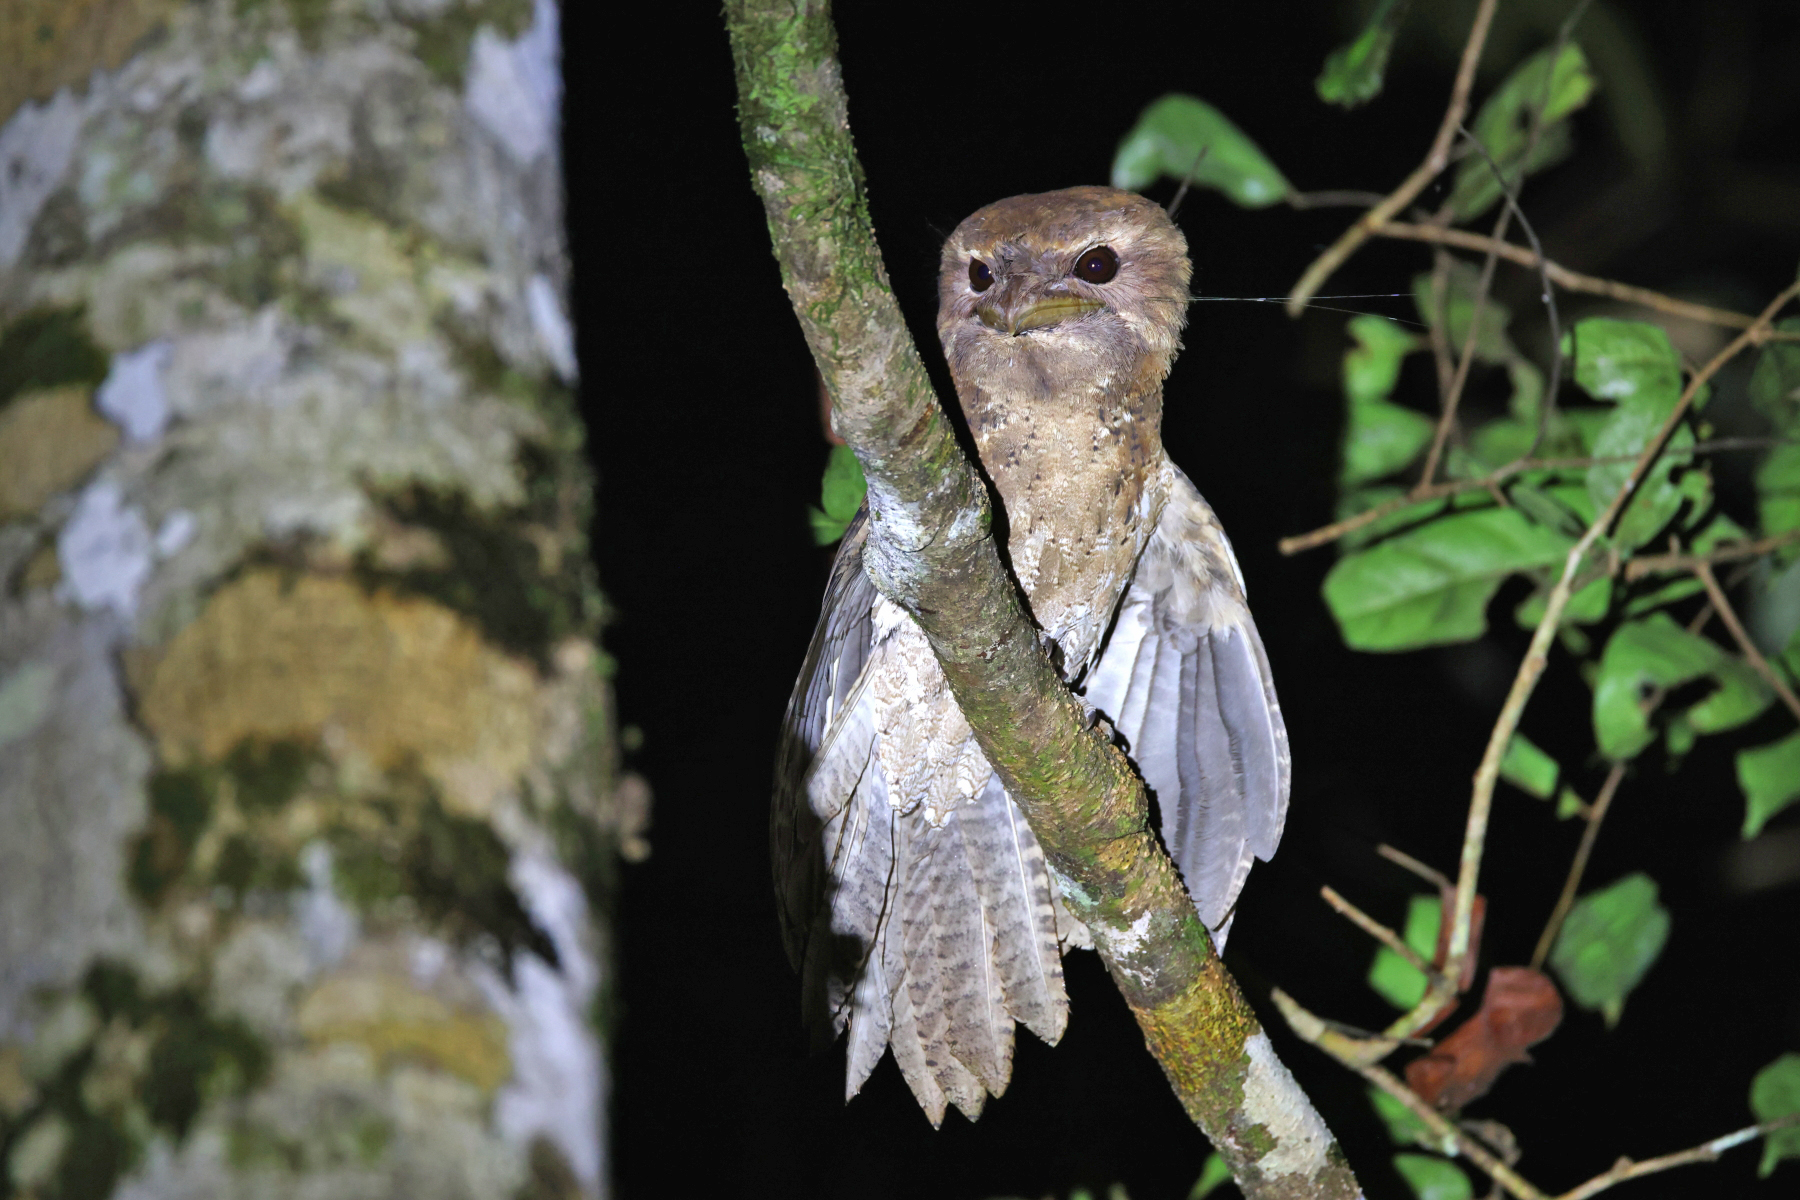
[976, 292, 1104, 336]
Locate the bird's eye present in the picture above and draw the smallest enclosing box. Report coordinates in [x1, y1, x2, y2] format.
[1073, 245, 1119, 284]
[968, 259, 994, 292]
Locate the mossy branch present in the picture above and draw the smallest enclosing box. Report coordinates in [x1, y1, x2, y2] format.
[723, 2, 1360, 1195]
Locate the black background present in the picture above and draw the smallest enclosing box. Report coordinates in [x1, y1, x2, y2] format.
[584, 2, 1800, 1197]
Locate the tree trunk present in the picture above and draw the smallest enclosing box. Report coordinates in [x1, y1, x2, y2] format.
[0, 2, 624, 1196]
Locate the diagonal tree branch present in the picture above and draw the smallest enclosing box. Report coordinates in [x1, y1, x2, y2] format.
[724, 2, 1360, 1196]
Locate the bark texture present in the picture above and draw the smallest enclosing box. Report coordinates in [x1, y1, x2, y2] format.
[725, 2, 1361, 1197]
[0, 2, 624, 1196]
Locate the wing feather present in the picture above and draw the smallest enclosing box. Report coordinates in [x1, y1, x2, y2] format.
[1083, 461, 1291, 947]
[955, 777, 1069, 1044]
[774, 516, 880, 968]
[895, 811, 989, 1121]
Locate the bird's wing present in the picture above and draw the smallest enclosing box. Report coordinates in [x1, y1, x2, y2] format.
[773, 512, 1074, 1123]
[1081, 461, 1290, 945]
[772, 512, 881, 973]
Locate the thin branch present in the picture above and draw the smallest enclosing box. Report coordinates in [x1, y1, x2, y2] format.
[1286, 0, 1499, 316]
[1281, 436, 1800, 559]
[1430, 279, 1800, 1038]
[1693, 560, 1800, 723]
[1373, 222, 1765, 329]
[1555, 1114, 1800, 1200]
[1379, 843, 1454, 892]
[1623, 528, 1800, 580]
[1271, 989, 1551, 1200]
[1530, 762, 1626, 970]
[1279, 452, 1602, 556]
[1322, 885, 1450, 990]
[1326, 281, 1800, 1050]
[1428, 245, 1459, 396]
[1286, 189, 1392, 209]
[1418, 125, 1537, 487]
[1276, 987, 1800, 1200]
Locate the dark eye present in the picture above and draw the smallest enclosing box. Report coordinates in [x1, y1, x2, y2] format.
[1073, 245, 1119, 284]
[968, 259, 994, 292]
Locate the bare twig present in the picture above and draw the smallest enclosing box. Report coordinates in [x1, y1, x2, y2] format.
[1555, 1114, 1800, 1200]
[1530, 761, 1627, 970]
[1692, 560, 1800, 723]
[1322, 885, 1450, 989]
[1323, 282, 1800, 1052]
[1283, 445, 1794, 556]
[1418, 123, 1547, 487]
[1271, 988, 1550, 1200]
[1285, 189, 1391, 209]
[1428, 245, 1459, 396]
[1379, 843, 1454, 891]
[1286, 0, 1499, 316]
[1432, 279, 1800, 1040]
[1623, 528, 1800, 580]
[1373, 222, 1766, 329]
[1275, 987, 1800, 1200]
[1531, 596, 1723, 966]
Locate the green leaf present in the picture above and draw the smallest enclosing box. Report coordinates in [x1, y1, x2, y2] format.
[1500, 732, 1559, 799]
[1748, 317, 1800, 426]
[1341, 316, 1432, 486]
[1343, 402, 1434, 487]
[1566, 319, 1691, 552]
[1516, 573, 1611, 629]
[1593, 613, 1771, 758]
[1368, 895, 1439, 1009]
[1189, 1152, 1233, 1199]
[1112, 95, 1293, 207]
[1507, 482, 1595, 538]
[1617, 506, 1741, 616]
[1750, 1053, 1800, 1177]
[1412, 265, 1516, 364]
[1449, 44, 1597, 220]
[1555, 786, 1585, 820]
[1565, 319, 1683, 407]
[1738, 731, 1800, 838]
[1344, 314, 1419, 404]
[1324, 507, 1574, 651]
[1392, 1153, 1472, 1200]
[808, 443, 866, 546]
[1586, 415, 1694, 554]
[1757, 442, 1800, 543]
[1687, 656, 1771, 735]
[1316, 0, 1405, 109]
[1548, 873, 1670, 1025]
[1367, 1088, 1450, 1153]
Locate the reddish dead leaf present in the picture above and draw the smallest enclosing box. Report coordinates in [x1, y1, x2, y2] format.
[1406, 966, 1563, 1111]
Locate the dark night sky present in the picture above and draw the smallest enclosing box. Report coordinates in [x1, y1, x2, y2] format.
[585, 2, 1800, 1197]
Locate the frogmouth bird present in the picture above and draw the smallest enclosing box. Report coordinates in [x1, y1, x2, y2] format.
[773, 186, 1290, 1125]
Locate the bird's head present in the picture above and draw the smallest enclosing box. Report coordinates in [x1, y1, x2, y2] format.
[936, 186, 1192, 405]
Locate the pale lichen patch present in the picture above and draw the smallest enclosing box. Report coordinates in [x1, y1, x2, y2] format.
[1241, 1030, 1334, 1178]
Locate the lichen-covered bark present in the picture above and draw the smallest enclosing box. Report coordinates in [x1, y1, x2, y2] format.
[725, 2, 1360, 1196]
[0, 2, 625, 1196]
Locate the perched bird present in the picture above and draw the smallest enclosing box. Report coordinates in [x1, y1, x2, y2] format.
[773, 186, 1290, 1125]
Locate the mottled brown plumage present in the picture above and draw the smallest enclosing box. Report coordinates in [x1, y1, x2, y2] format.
[774, 186, 1290, 1124]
